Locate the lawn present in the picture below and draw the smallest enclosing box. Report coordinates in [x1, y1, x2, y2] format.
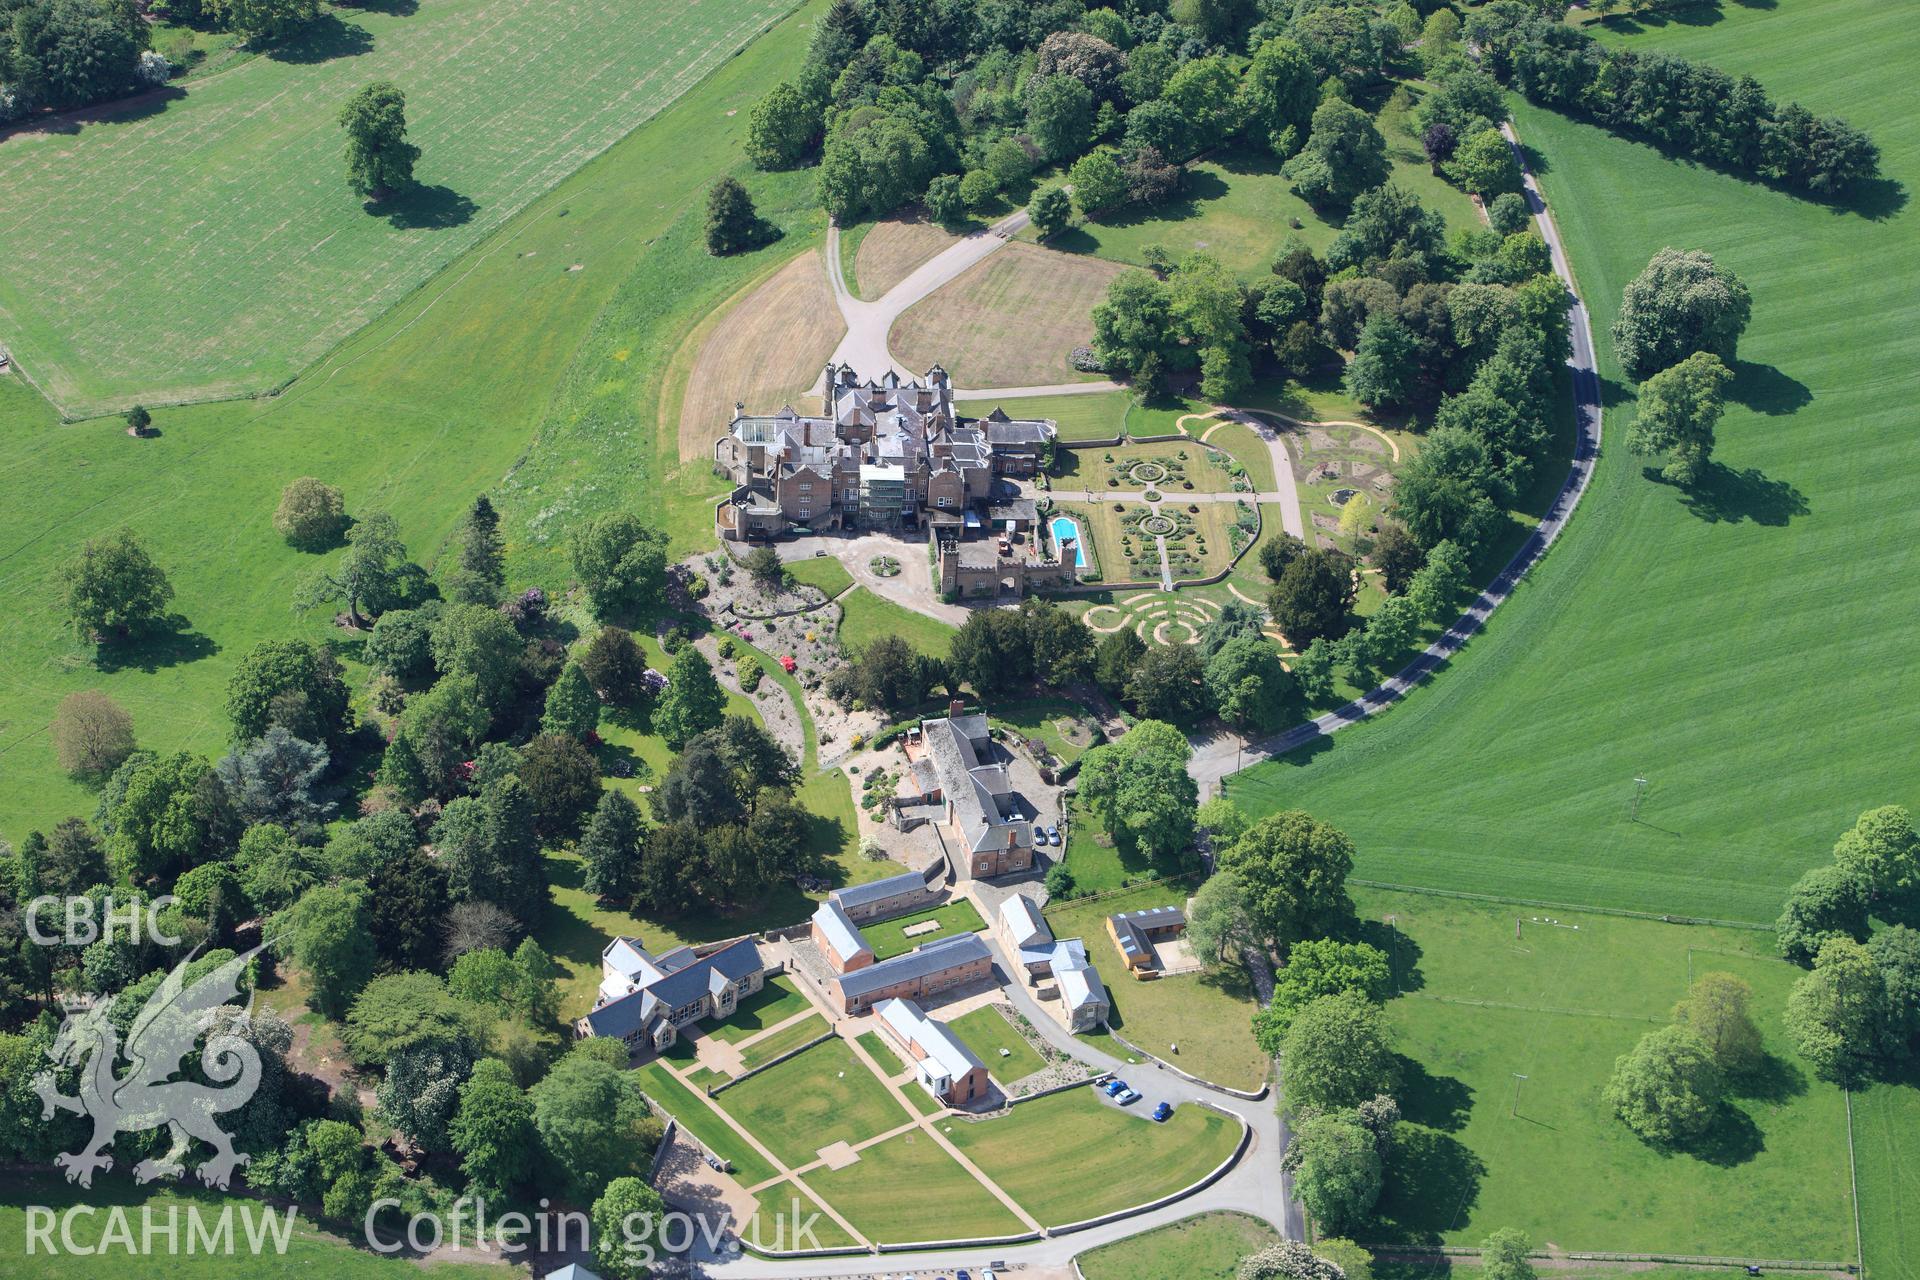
[741, 1178, 858, 1251]
[1353, 887, 1854, 1257]
[804, 1128, 1027, 1242]
[1075, 1211, 1280, 1280]
[737, 1013, 831, 1070]
[1851, 1071, 1920, 1280]
[989, 696, 1104, 765]
[0, 0, 796, 418]
[859, 898, 986, 961]
[0, 1175, 512, 1279]
[947, 1005, 1048, 1082]
[837, 586, 956, 659]
[957, 389, 1132, 441]
[1232, 0, 1920, 926]
[713, 1039, 912, 1169]
[702, 975, 813, 1044]
[0, 1, 832, 839]
[632, 1060, 780, 1189]
[1053, 440, 1241, 495]
[1203, 421, 1279, 492]
[1056, 795, 1195, 893]
[943, 1087, 1240, 1227]
[784, 555, 855, 598]
[1045, 886, 1269, 1092]
[890, 242, 1127, 388]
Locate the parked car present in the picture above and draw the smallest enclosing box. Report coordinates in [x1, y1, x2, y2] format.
[1103, 1078, 1128, 1097]
[1152, 1101, 1173, 1122]
[1050, 827, 1062, 846]
[1116, 1087, 1142, 1105]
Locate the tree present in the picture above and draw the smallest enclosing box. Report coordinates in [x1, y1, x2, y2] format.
[924, 173, 966, 225]
[66, 529, 173, 642]
[1239, 1241, 1351, 1280]
[297, 510, 409, 627]
[959, 169, 1000, 210]
[1313, 1239, 1374, 1280]
[1026, 74, 1094, 162]
[1164, 56, 1245, 154]
[1254, 939, 1392, 1054]
[1673, 971, 1763, 1075]
[1391, 427, 1502, 552]
[531, 1050, 661, 1202]
[380, 1041, 474, 1152]
[1125, 644, 1209, 724]
[1784, 936, 1891, 1084]
[449, 948, 520, 1011]
[381, 674, 489, 801]
[427, 602, 521, 718]
[1345, 317, 1420, 410]
[338, 82, 418, 200]
[367, 847, 449, 971]
[434, 776, 548, 930]
[451, 1058, 536, 1199]
[1284, 1110, 1383, 1234]
[1407, 538, 1471, 622]
[1281, 992, 1394, 1113]
[570, 512, 668, 619]
[283, 881, 376, 1018]
[1205, 634, 1294, 732]
[1488, 191, 1530, 236]
[1077, 720, 1197, 868]
[1268, 548, 1356, 649]
[1627, 351, 1731, 486]
[853, 634, 934, 712]
[1093, 626, 1146, 696]
[652, 737, 743, 829]
[1069, 147, 1128, 217]
[706, 177, 770, 255]
[1187, 872, 1259, 969]
[1372, 524, 1424, 596]
[52, 690, 135, 780]
[273, 478, 346, 550]
[1029, 185, 1072, 239]
[33, 817, 108, 897]
[1447, 128, 1522, 196]
[655, 648, 727, 750]
[1776, 863, 1871, 966]
[103, 751, 231, 884]
[704, 715, 798, 809]
[744, 545, 785, 591]
[447, 495, 505, 606]
[1611, 247, 1752, 381]
[592, 1176, 668, 1280]
[1326, 183, 1446, 277]
[231, 823, 320, 914]
[216, 726, 333, 831]
[1198, 600, 1268, 660]
[542, 662, 600, 740]
[211, 0, 317, 44]
[1604, 1024, 1723, 1145]
[746, 80, 822, 169]
[1259, 532, 1307, 583]
[226, 638, 352, 746]
[1220, 810, 1354, 953]
[1034, 28, 1125, 101]
[1283, 100, 1388, 210]
[948, 608, 1034, 693]
[443, 900, 518, 964]
[579, 626, 649, 707]
[1243, 37, 1317, 157]
[1481, 1229, 1536, 1280]
[1870, 926, 1920, 1051]
[1832, 805, 1920, 906]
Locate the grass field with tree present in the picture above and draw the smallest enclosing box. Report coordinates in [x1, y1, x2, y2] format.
[1076, 1211, 1280, 1280]
[0, 0, 796, 417]
[1231, 0, 1919, 925]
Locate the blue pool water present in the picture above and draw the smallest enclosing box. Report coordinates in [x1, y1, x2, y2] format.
[1050, 515, 1087, 567]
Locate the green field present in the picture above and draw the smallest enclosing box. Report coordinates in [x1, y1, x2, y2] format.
[633, 1060, 780, 1189]
[714, 1039, 912, 1169]
[943, 1087, 1240, 1227]
[990, 696, 1104, 765]
[837, 586, 957, 659]
[1045, 885, 1270, 1091]
[957, 389, 1131, 442]
[784, 555, 855, 597]
[703, 975, 814, 1044]
[1076, 1211, 1280, 1280]
[948, 1005, 1049, 1082]
[1355, 887, 1854, 1257]
[0, 1, 832, 840]
[0, 1176, 510, 1279]
[1233, 0, 1920, 925]
[737, 1013, 830, 1070]
[804, 1128, 1027, 1242]
[0, 0, 796, 417]
[742, 1178, 858, 1251]
[1851, 1073, 1920, 1280]
[859, 898, 986, 961]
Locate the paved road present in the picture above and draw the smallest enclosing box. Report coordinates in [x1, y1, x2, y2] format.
[688, 935, 1300, 1278]
[1190, 121, 1604, 794]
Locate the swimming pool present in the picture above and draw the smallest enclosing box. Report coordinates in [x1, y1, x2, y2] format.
[1050, 515, 1087, 568]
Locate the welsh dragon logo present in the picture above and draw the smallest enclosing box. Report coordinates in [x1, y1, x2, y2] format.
[31, 944, 269, 1190]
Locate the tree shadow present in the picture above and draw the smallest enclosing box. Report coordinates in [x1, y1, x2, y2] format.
[1652, 461, 1809, 526]
[265, 13, 374, 64]
[4, 85, 185, 138]
[1836, 176, 1909, 222]
[1676, 1101, 1765, 1167]
[91, 616, 217, 673]
[380, 184, 479, 230]
[1353, 916, 1425, 994]
[1392, 1055, 1473, 1132]
[1727, 360, 1811, 416]
[1516, 141, 1551, 177]
[1727, 1051, 1806, 1105]
[1369, 1126, 1486, 1244]
[343, 0, 419, 13]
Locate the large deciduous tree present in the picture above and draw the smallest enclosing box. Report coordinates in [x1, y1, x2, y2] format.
[1280, 992, 1395, 1112]
[570, 512, 669, 620]
[338, 81, 419, 200]
[1077, 720, 1197, 869]
[1283, 100, 1388, 210]
[1603, 1024, 1723, 1145]
[51, 690, 136, 780]
[1626, 351, 1731, 486]
[1611, 247, 1751, 381]
[66, 529, 174, 643]
[1219, 809, 1355, 952]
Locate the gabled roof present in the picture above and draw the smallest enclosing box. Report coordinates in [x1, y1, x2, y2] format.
[812, 899, 871, 964]
[830, 869, 930, 913]
[582, 938, 763, 1038]
[1000, 894, 1051, 950]
[875, 997, 985, 1089]
[836, 933, 990, 1002]
[1059, 961, 1108, 1015]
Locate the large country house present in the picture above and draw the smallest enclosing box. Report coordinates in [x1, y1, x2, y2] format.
[575, 935, 766, 1053]
[901, 706, 1037, 880]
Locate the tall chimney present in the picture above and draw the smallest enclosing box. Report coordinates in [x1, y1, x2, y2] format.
[948, 698, 965, 720]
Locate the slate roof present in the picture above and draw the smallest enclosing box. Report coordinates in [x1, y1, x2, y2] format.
[836, 933, 990, 1003]
[812, 899, 870, 964]
[1107, 905, 1186, 962]
[830, 869, 931, 914]
[876, 997, 986, 1094]
[582, 937, 763, 1039]
[921, 714, 1033, 856]
[1000, 894, 1051, 951]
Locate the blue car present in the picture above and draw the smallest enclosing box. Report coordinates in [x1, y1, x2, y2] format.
[1152, 1101, 1173, 1122]
[1104, 1078, 1129, 1097]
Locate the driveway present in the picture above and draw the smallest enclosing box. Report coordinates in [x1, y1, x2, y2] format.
[1190, 121, 1604, 795]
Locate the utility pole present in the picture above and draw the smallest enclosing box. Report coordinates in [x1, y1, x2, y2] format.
[1629, 775, 1649, 823]
[1511, 1072, 1528, 1117]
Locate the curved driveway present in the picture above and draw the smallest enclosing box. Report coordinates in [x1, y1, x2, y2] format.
[1191, 123, 1604, 793]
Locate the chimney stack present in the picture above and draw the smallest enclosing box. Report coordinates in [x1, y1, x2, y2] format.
[948, 698, 965, 721]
